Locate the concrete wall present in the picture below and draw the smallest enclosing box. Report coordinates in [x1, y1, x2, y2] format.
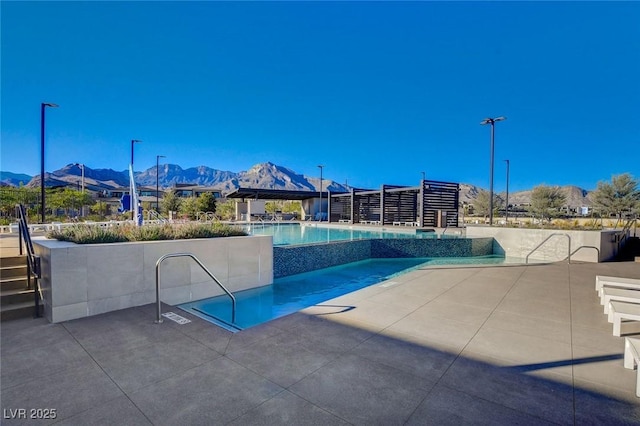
[33, 235, 273, 323]
[464, 226, 624, 262]
[273, 237, 494, 278]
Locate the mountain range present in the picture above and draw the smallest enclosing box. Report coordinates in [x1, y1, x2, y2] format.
[0, 162, 593, 207]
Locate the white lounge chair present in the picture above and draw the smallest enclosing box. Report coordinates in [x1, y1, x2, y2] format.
[601, 287, 640, 314]
[608, 301, 640, 336]
[623, 337, 640, 397]
[596, 275, 640, 296]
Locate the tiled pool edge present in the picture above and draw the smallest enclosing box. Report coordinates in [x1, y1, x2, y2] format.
[273, 237, 494, 277]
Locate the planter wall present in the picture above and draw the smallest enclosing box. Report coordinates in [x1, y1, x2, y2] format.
[464, 226, 624, 262]
[33, 235, 273, 323]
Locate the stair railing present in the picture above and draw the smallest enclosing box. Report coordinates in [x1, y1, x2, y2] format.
[618, 218, 638, 252]
[15, 204, 42, 317]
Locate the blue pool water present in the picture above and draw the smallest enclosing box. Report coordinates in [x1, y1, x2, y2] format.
[241, 223, 445, 246]
[179, 255, 506, 331]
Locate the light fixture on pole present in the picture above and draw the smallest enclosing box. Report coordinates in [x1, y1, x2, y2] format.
[318, 165, 324, 222]
[130, 139, 142, 224]
[480, 116, 506, 226]
[421, 171, 426, 181]
[504, 159, 510, 225]
[74, 163, 85, 216]
[40, 102, 59, 223]
[156, 155, 165, 213]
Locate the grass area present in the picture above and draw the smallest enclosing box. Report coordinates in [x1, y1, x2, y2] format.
[47, 222, 247, 244]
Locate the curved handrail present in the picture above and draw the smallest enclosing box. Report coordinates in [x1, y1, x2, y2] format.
[564, 245, 600, 262]
[525, 233, 571, 264]
[155, 253, 236, 324]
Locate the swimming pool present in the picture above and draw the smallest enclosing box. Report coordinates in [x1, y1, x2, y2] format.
[179, 255, 506, 331]
[241, 223, 445, 246]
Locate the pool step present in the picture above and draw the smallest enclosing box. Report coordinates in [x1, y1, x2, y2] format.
[189, 307, 243, 333]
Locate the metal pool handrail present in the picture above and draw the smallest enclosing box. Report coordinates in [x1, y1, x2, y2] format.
[155, 253, 236, 324]
[525, 233, 571, 264]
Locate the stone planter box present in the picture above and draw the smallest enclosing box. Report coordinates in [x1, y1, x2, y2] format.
[33, 235, 273, 323]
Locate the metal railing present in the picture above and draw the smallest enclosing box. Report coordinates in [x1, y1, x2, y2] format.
[618, 218, 638, 251]
[564, 245, 600, 262]
[155, 253, 236, 324]
[15, 204, 42, 317]
[525, 233, 571, 264]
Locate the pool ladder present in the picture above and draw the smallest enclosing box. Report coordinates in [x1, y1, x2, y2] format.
[155, 253, 236, 324]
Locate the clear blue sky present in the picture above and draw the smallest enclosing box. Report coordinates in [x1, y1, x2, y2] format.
[2, 1, 638, 192]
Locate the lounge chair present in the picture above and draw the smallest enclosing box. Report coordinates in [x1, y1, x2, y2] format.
[596, 275, 640, 295]
[601, 287, 640, 314]
[623, 337, 640, 397]
[608, 301, 640, 336]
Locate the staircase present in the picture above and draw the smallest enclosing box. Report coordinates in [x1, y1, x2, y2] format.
[0, 255, 38, 320]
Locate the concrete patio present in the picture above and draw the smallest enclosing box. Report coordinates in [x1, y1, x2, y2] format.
[2, 260, 640, 424]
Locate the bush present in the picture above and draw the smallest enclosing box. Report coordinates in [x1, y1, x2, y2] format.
[47, 223, 247, 244]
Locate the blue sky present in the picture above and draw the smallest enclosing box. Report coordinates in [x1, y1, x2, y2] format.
[2, 1, 638, 192]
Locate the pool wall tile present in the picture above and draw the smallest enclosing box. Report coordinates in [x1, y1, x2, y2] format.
[274, 237, 495, 278]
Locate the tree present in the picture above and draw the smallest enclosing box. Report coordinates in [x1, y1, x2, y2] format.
[528, 185, 567, 223]
[472, 190, 504, 221]
[215, 200, 236, 220]
[590, 173, 640, 227]
[48, 188, 94, 217]
[179, 196, 199, 220]
[161, 191, 181, 216]
[196, 192, 216, 213]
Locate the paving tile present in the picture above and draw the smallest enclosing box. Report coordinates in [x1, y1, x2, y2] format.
[226, 331, 340, 388]
[227, 390, 350, 425]
[1, 319, 72, 355]
[287, 313, 374, 353]
[1, 338, 97, 389]
[439, 355, 574, 424]
[574, 379, 640, 425]
[1, 364, 124, 425]
[91, 333, 221, 393]
[289, 353, 434, 425]
[462, 326, 573, 375]
[386, 309, 482, 351]
[349, 333, 458, 381]
[412, 299, 493, 326]
[482, 310, 571, 344]
[128, 356, 282, 425]
[53, 395, 152, 425]
[406, 384, 556, 425]
[571, 344, 635, 394]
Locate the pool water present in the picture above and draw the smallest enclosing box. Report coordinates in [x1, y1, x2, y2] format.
[179, 255, 506, 331]
[241, 223, 443, 246]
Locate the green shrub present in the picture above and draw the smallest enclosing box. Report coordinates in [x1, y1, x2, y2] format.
[47, 223, 247, 244]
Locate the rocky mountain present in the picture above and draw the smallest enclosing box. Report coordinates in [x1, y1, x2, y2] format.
[3, 162, 592, 207]
[0, 171, 32, 187]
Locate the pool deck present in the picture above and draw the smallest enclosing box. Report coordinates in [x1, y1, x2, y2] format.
[2, 259, 640, 424]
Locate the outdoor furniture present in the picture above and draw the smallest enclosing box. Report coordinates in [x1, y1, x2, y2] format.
[623, 337, 640, 397]
[601, 287, 640, 314]
[608, 301, 640, 336]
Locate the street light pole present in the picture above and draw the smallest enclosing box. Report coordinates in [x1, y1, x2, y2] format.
[130, 139, 142, 223]
[40, 102, 58, 223]
[318, 165, 324, 221]
[421, 171, 426, 181]
[74, 163, 85, 216]
[156, 155, 165, 213]
[480, 116, 506, 225]
[504, 159, 510, 225]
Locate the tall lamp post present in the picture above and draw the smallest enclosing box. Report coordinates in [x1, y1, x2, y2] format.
[318, 165, 324, 221]
[74, 163, 85, 216]
[504, 159, 510, 225]
[40, 102, 59, 223]
[130, 139, 142, 223]
[480, 116, 506, 225]
[156, 155, 165, 213]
